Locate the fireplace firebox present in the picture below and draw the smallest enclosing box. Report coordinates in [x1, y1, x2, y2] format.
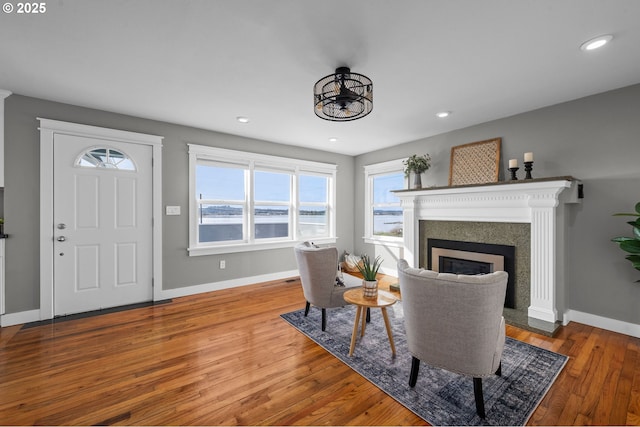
[427, 239, 516, 308]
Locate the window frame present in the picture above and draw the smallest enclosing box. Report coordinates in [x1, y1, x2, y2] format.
[252, 167, 294, 242]
[194, 158, 248, 246]
[297, 172, 332, 240]
[75, 145, 137, 171]
[363, 158, 406, 247]
[188, 144, 337, 256]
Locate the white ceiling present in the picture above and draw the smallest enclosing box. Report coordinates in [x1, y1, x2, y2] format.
[1, 0, 639, 155]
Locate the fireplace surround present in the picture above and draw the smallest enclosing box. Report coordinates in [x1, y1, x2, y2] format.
[427, 238, 516, 308]
[394, 176, 581, 327]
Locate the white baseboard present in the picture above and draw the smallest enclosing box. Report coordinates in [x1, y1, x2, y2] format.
[1, 309, 41, 327]
[564, 309, 640, 338]
[156, 269, 299, 300]
[0, 270, 300, 328]
[8, 272, 635, 339]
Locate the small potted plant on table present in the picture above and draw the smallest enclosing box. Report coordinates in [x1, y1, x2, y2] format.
[356, 254, 383, 298]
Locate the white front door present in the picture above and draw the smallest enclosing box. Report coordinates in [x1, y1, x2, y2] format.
[53, 134, 153, 316]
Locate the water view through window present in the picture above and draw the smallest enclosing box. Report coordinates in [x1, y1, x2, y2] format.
[372, 172, 403, 237]
[196, 165, 330, 242]
[373, 208, 403, 237]
[299, 174, 329, 237]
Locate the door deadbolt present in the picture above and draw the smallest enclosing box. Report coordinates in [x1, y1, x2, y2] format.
[57, 223, 66, 230]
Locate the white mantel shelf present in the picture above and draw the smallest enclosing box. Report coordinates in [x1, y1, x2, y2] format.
[394, 176, 582, 324]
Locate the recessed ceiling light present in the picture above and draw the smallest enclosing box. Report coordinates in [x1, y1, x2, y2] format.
[236, 116, 250, 123]
[436, 111, 451, 118]
[580, 34, 613, 51]
[328, 137, 338, 143]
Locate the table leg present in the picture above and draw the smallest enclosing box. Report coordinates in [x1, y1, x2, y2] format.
[381, 307, 396, 356]
[360, 306, 367, 337]
[349, 306, 362, 357]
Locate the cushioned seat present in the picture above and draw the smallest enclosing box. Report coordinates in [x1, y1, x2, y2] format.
[294, 242, 361, 331]
[397, 259, 508, 418]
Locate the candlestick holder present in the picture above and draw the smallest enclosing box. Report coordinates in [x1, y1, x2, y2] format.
[509, 167, 519, 180]
[524, 161, 533, 179]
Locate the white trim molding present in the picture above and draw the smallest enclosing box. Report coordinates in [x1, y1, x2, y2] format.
[188, 144, 338, 256]
[394, 177, 582, 324]
[0, 269, 300, 327]
[157, 270, 299, 300]
[0, 89, 11, 187]
[0, 309, 41, 327]
[565, 310, 640, 339]
[38, 118, 163, 321]
[0, 89, 10, 323]
[363, 158, 406, 246]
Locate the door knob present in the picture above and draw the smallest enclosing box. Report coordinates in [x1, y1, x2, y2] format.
[57, 236, 66, 242]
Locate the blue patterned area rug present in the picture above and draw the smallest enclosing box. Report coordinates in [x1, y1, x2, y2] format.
[281, 302, 567, 426]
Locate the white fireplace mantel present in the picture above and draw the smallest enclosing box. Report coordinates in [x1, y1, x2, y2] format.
[394, 176, 582, 324]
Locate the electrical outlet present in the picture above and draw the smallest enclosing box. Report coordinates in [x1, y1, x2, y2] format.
[219, 260, 226, 269]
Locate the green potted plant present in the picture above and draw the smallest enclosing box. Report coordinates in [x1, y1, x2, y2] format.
[356, 254, 383, 298]
[612, 202, 640, 281]
[403, 154, 431, 189]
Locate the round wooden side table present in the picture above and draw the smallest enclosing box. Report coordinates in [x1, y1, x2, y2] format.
[343, 288, 398, 357]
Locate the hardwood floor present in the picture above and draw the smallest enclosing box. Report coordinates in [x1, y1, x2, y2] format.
[1, 275, 640, 425]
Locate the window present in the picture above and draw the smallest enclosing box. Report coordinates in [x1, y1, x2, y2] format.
[299, 174, 330, 238]
[196, 161, 245, 243]
[364, 159, 406, 246]
[254, 170, 291, 240]
[372, 173, 404, 237]
[76, 147, 136, 170]
[189, 145, 337, 255]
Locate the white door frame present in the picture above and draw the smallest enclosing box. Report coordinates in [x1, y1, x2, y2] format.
[38, 118, 163, 321]
[0, 89, 12, 317]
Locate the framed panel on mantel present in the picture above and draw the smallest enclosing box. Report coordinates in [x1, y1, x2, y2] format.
[448, 137, 501, 186]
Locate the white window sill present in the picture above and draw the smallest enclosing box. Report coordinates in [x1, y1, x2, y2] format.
[188, 237, 338, 256]
[363, 237, 404, 248]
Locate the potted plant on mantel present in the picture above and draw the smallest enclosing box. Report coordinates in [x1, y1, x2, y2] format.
[403, 154, 431, 189]
[356, 254, 383, 299]
[612, 202, 640, 281]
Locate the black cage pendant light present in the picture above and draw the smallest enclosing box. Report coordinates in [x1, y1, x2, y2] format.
[314, 67, 373, 121]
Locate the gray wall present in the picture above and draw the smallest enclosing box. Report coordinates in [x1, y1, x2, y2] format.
[5, 84, 640, 325]
[355, 83, 640, 325]
[4, 94, 355, 313]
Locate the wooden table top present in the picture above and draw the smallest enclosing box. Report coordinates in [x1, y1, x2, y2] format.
[343, 288, 398, 308]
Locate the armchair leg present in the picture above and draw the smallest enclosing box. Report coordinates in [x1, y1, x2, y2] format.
[321, 308, 327, 331]
[304, 301, 310, 317]
[366, 307, 371, 323]
[409, 356, 420, 387]
[473, 377, 486, 419]
[496, 361, 502, 377]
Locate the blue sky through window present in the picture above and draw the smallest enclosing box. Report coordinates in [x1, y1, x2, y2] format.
[197, 164, 402, 209]
[191, 145, 338, 249]
[373, 173, 403, 204]
[255, 171, 290, 202]
[196, 165, 244, 200]
[300, 175, 327, 203]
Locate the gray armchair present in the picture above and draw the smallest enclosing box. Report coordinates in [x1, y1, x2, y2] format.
[294, 242, 361, 331]
[397, 259, 508, 419]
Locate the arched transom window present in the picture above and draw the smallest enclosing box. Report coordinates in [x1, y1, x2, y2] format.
[76, 147, 136, 170]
